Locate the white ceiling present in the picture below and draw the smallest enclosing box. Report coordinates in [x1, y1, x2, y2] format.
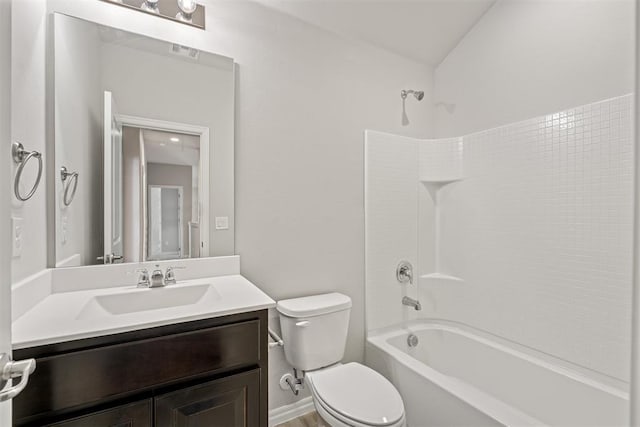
[256, 0, 496, 65]
[142, 129, 200, 166]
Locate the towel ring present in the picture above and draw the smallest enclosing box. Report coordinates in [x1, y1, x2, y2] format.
[60, 166, 79, 207]
[12, 142, 43, 202]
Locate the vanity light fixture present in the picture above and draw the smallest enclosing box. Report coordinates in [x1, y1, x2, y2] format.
[170, 137, 180, 142]
[100, 0, 205, 29]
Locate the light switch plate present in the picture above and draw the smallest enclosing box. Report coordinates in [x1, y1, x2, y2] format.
[215, 216, 229, 230]
[12, 217, 23, 258]
[61, 214, 68, 244]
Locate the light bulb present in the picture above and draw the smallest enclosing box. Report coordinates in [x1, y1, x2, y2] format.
[177, 0, 197, 14]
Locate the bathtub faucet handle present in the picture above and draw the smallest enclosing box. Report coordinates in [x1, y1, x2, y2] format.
[397, 261, 413, 285]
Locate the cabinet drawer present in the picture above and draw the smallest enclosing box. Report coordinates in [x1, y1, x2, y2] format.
[14, 320, 260, 423]
[155, 369, 260, 427]
[49, 400, 152, 427]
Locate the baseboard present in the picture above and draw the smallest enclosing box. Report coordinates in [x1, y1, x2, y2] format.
[269, 396, 315, 426]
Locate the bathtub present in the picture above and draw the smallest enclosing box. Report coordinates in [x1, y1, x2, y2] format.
[366, 320, 628, 426]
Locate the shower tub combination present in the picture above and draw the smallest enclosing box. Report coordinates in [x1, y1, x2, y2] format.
[366, 320, 628, 426]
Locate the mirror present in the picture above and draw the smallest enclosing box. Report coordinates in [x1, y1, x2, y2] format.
[52, 13, 235, 267]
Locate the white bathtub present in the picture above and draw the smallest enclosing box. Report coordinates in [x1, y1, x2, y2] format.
[366, 320, 628, 426]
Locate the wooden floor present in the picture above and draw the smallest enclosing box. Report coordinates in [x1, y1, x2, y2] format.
[275, 411, 328, 427]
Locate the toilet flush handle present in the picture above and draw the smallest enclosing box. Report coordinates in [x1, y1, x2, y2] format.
[295, 321, 310, 328]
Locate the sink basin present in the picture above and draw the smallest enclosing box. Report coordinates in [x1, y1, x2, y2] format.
[76, 283, 218, 319]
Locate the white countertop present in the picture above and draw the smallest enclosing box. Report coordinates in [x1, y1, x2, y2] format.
[12, 274, 275, 349]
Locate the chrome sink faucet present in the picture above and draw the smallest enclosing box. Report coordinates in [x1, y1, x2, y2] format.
[150, 266, 165, 288]
[133, 266, 183, 288]
[135, 265, 185, 288]
[402, 296, 422, 311]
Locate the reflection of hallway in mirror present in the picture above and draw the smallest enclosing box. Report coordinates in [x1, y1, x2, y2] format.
[121, 126, 201, 263]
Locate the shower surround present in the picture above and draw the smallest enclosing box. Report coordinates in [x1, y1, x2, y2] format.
[365, 94, 633, 383]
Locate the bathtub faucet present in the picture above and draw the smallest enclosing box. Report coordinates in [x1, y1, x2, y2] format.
[402, 296, 422, 311]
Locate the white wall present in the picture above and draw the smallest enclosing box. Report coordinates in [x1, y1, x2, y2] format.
[13, 0, 434, 410]
[434, 0, 635, 138]
[11, 0, 47, 282]
[54, 14, 103, 267]
[225, 3, 433, 409]
[0, 0, 13, 422]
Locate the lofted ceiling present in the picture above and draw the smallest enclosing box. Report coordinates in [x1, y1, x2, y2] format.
[256, 0, 496, 65]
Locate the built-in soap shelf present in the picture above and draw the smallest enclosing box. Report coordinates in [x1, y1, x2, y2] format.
[419, 140, 465, 284]
[420, 273, 464, 285]
[420, 177, 464, 200]
[420, 177, 464, 285]
[419, 177, 464, 184]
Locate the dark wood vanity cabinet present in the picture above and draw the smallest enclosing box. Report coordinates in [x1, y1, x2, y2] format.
[12, 310, 268, 427]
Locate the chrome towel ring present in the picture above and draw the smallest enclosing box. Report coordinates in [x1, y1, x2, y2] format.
[12, 141, 43, 202]
[60, 166, 79, 206]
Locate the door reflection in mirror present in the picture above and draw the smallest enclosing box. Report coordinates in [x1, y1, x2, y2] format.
[102, 91, 124, 265]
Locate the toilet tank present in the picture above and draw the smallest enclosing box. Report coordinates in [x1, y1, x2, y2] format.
[277, 293, 352, 371]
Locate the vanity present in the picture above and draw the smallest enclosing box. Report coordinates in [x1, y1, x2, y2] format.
[13, 312, 267, 426]
[12, 264, 274, 426]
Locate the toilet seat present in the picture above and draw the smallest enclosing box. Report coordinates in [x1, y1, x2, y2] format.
[307, 363, 405, 427]
[312, 391, 406, 427]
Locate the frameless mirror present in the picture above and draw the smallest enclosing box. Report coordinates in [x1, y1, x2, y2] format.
[51, 13, 235, 267]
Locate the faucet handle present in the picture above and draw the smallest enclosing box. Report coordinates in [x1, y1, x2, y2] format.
[164, 266, 185, 285]
[396, 261, 413, 285]
[131, 268, 150, 287]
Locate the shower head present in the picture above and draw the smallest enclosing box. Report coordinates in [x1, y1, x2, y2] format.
[400, 89, 423, 127]
[401, 89, 424, 101]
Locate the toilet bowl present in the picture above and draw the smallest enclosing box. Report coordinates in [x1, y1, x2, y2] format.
[306, 363, 406, 427]
[277, 293, 406, 427]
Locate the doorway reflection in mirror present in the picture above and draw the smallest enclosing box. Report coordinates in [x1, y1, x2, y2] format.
[121, 127, 204, 263]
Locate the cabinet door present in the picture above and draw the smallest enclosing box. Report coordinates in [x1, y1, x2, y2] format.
[155, 370, 260, 427]
[49, 399, 152, 427]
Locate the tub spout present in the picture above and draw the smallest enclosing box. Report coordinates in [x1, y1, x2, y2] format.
[402, 296, 421, 311]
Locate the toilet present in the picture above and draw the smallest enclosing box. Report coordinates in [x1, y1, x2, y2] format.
[277, 293, 406, 427]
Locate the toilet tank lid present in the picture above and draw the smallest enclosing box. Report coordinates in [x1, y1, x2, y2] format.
[277, 293, 352, 317]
